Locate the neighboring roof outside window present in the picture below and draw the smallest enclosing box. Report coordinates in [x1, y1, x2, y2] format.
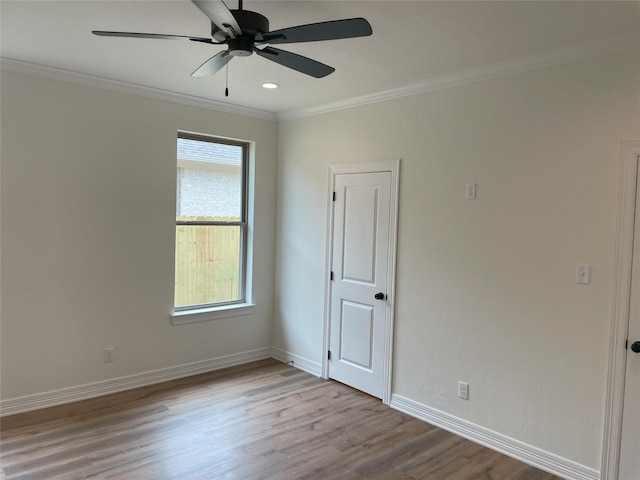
[177, 138, 242, 166]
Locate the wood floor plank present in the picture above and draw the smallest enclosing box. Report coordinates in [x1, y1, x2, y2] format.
[1, 360, 562, 480]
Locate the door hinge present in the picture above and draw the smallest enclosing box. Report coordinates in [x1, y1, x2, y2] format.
[328, 350, 332, 361]
[332, 192, 336, 202]
[330, 271, 334, 281]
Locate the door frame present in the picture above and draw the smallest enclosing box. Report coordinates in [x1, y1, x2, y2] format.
[322, 160, 400, 405]
[602, 140, 640, 480]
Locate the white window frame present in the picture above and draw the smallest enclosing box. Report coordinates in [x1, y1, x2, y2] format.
[171, 132, 255, 325]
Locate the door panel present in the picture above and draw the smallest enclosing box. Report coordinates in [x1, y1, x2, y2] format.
[619, 164, 640, 480]
[343, 185, 378, 283]
[340, 301, 374, 370]
[329, 171, 391, 398]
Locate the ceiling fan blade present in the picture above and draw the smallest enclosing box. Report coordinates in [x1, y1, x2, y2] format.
[259, 18, 372, 45]
[254, 47, 335, 78]
[191, 51, 232, 77]
[92, 31, 214, 44]
[191, 0, 242, 38]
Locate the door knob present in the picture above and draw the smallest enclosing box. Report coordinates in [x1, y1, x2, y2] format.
[631, 341, 640, 353]
[374, 292, 386, 300]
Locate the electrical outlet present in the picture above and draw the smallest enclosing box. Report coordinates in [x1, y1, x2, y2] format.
[465, 183, 477, 200]
[103, 347, 114, 363]
[458, 381, 469, 400]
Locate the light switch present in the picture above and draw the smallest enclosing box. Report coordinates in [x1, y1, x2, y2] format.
[576, 264, 591, 285]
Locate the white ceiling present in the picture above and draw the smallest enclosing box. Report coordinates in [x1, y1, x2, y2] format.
[1, 1, 639, 116]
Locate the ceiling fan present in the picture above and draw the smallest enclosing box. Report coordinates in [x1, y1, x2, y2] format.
[92, 0, 372, 79]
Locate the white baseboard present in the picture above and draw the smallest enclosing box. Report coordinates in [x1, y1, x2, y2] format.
[0, 347, 272, 417]
[270, 347, 323, 377]
[0, 350, 601, 480]
[390, 394, 599, 480]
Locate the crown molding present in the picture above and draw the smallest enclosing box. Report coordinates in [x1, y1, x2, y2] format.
[279, 32, 640, 121]
[0, 58, 277, 122]
[3, 31, 638, 124]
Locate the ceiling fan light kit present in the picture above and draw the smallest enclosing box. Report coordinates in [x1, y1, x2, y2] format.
[227, 37, 253, 57]
[92, 0, 372, 82]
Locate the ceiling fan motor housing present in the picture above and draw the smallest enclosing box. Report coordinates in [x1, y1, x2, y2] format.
[211, 9, 269, 44]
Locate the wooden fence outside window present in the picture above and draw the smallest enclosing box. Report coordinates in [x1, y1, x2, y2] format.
[174, 216, 240, 307]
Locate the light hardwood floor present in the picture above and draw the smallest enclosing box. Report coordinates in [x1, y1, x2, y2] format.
[1, 360, 562, 480]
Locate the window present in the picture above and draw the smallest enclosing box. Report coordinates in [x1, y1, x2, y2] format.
[173, 132, 252, 321]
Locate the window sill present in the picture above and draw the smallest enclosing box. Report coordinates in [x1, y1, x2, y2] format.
[170, 303, 255, 325]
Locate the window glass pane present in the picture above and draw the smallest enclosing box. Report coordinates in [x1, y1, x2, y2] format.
[174, 225, 241, 307]
[177, 137, 243, 220]
[177, 167, 242, 221]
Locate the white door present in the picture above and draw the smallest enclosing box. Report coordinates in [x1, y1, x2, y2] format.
[328, 170, 393, 399]
[619, 164, 640, 480]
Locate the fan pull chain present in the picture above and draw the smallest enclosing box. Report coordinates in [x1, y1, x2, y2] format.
[225, 61, 229, 97]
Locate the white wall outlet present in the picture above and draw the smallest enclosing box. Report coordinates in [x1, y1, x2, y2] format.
[576, 264, 591, 285]
[458, 381, 469, 400]
[103, 347, 114, 363]
[465, 183, 477, 200]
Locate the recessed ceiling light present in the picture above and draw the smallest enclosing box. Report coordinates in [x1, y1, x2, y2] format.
[262, 82, 279, 89]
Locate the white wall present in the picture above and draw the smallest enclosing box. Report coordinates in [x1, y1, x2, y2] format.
[2, 48, 638, 472]
[274, 51, 640, 469]
[0, 71, 278, 399]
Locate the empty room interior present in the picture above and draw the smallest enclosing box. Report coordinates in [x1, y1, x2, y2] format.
[1, 1, 639, 479]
